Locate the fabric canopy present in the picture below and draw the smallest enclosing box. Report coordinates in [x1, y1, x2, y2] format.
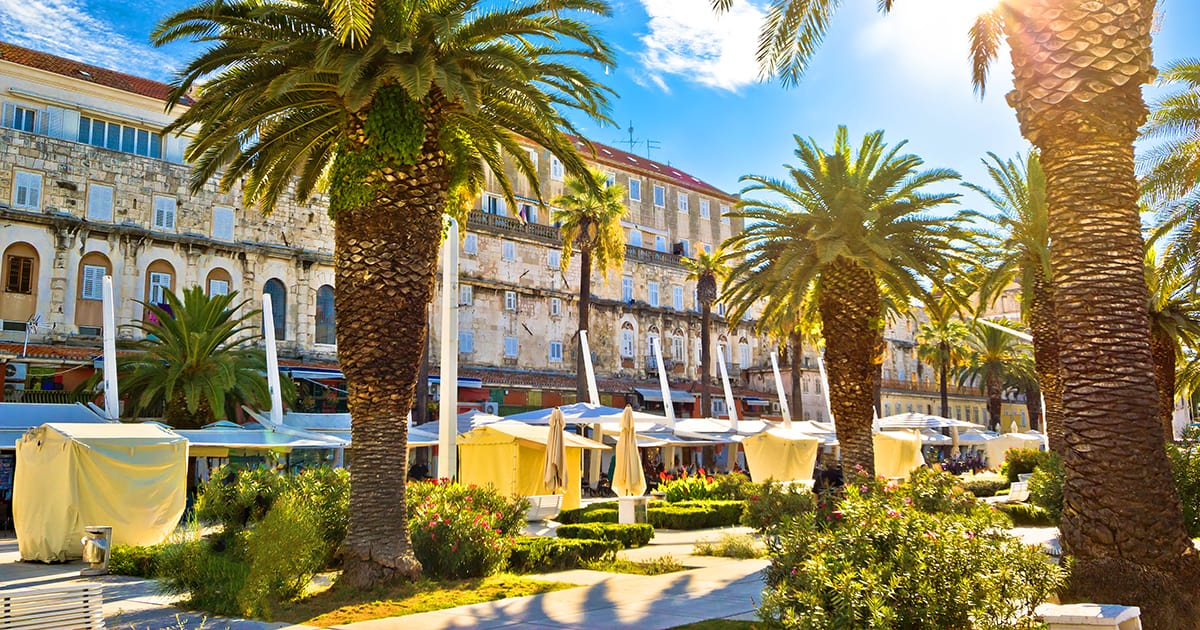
[14, 422, 187, 561]
[542, 409, 568, 493]
[984, 432, 1045, 468]
[742, 428, 820, 482]
[504, 403, 666, 428]
[457, 421, 605, 510]
[613, 407, 647, 497]
[873, 430, 925, 479]
[877, 412, 983, 430]
[633, 388, 695, 404]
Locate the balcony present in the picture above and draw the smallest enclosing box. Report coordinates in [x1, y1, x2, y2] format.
[625, 245, 684, 269]
[467, 210, 561, 242]
[644, 355, 675, 374]
[879, 378, 979, 398]
[3, 389, 97, 404]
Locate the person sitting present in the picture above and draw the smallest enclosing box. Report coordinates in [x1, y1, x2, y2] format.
[407, 460, 429, 481]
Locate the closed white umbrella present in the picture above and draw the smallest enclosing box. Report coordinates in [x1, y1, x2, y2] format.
[542, 408, 568, 494]
[612, 405, 646, 497]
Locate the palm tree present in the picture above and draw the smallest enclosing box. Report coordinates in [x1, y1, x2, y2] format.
[552, 168, 627, 402]
[684, 247, 728, 417]
[964, 151, 1065, 453]
[725, 1, 1200, 617]
[723, 127, 963, 475]
[1140, 59, 1200, 217]
[957, 320, 1033, 432]
[1145, 246, 1200, 441]
[153, 0, 613, 587]
[104, 286, 281, 429]
[915, 299, 970, 421]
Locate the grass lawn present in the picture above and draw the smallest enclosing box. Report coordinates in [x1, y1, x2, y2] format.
[670, 620, 758, 630]
[585, 555, 686, 575]
[274, 573, 574, 627]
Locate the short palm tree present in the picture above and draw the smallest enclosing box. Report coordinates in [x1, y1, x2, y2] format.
[684, 247, 728, 417]
[957, 320, 1034, 431]
[552, 168, 627, 401]
[916, 297, 971, 421]
[153, 0, 613, 586]
[724, 126, 963, 475]
[113, 287, 277, 429]
[964, 150, 1065, 452]
[1146, 246, 1200, 440]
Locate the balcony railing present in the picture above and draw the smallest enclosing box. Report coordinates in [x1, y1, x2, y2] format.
[4, 389, 97, 404]
[466, 210, 561, 242]
[625, 245, 684, 268]
[879, 378, 979, 397]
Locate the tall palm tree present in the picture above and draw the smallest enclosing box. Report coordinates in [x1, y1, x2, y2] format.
[1140, 59, 1200, 217]
[724, 127, 963, 475]
[1145, 246, 1200, 441]
[964, 151, 1065, 452]
[916, 299, 970, 421]
[726, 1, 1200, 617]
[153, 0, 613, 587]
[957, 320, 1033, 432]
[101, 287, 280, 428]
[684, 247, 728, 417]
[552, 168, 627, 401]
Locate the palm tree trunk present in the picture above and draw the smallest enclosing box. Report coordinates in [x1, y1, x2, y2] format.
[986, 375, 1002, 431]
[700, 304, 712, 417]
[818, 257, 879, 475]
[789, 330, 803, 420]
[1024, 385, 1042, 432]
[1006, 1, 1200, 615]
[576, 246, 592, 402]
[1151, 326, 1178, 441]
[1029, 273, 1066, 453]
[335, 125, 449, 588]
[938, 342, 950, 418]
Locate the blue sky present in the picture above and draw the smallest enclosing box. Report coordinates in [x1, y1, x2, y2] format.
[1, 0, 1196, 210]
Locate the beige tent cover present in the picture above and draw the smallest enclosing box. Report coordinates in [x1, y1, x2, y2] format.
[984, 433, 1044, 469]
[873, 430, 925, 479]
[457, 421, 606, 511]
[14, 423, 187, 561]
[742, 428, 820, 482]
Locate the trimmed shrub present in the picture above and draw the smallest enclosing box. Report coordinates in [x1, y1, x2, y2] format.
[959, 473, 1009, 498]
[1001, 448, 1055, 482]
[1028, 453, 1064, 522]
[649, 501, 745, 529]
[406, 479, 528, 579]
[555, 502, 617, 524]
[995, 502, 1055, 526]
[759, 470, 1065, 629]
[556, 523, 654, 548]
[108, 543, 166, 577]
[508, 536, 620, 572]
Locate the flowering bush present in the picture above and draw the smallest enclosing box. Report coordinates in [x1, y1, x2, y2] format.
[742, 481, 817, 533]
[660, 472, 753, 502]
[758, 469, 1065, 629]
[405, 479, 528, 579]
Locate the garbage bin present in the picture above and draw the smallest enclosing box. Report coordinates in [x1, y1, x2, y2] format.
[80, 525, 112, 576]
[618, 496, 648, 524]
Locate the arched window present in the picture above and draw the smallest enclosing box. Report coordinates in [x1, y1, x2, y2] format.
[264, 278, 287, 340]
[205, 268, 233, 296]
[738, 337, 751, 369]
[620, 322, 635, 358]
[315, 284, 336, 345]
[144, 259, 175, 309]
[2, 242, 39, 325]
[75, 252, 111, 329]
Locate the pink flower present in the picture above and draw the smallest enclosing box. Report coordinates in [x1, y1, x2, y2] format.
[859, 485, 869, 493]
[887, 509, 901, 518]
[903, 497, 913, 505]
[832, 510, 844, 520]
[924, 531, 939, 540]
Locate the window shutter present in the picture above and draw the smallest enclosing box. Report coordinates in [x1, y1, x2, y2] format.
[81, 265, 105, 300]
[87, 185, 114, 221]
[164, 134, 187, 164]
[2, 103, 13, 129]
[213, 206, 235, 240]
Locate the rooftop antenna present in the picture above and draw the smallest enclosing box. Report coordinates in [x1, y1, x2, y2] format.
[616, 121, 640, 153]
[645, 139, 661, 160]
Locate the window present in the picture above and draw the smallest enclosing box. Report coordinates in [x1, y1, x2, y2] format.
[678, 240, 690, 257]
[693, 288, 699, 311]
[605, 171, 616, 188]
[526, 148, 539, 170]
[549, 341, 563, 363]
[2, 104, 38, 132]
[739, 343, 751, 369]
[550, 297, 561, 316]
[315, 284, 336, 344]
[504, 290, 517, 311]
[702, 243, 712, 254]
[700, 199, 711, 218]
[87, 184, 114, 221]
[654, 235, 667, 252]
[460, 284, 473, 306]
[884, 403, 891, 416]
[463, 233, 478, 254]
[720, 204, 731, 224]
[5, 255, 34, 294]
[152, 196, 177, 231]
[677, 193, 689, 213]
[460, 331, 475, 353]
[208, 279, 229, 296]
[620, 328, 635, 358]
[629, 178, 641, 201]
[504, 336, 519, 357]
[628, 229, 643, 248]
[80, 265, 105, 300]
[148, 272, 172, 304]
[548, 249, 561, 269]
[263, 279, 287, 340]
[12, 171, 41, 210]
[212, 206, 235, 240]
[673, 286, 684, 311]
[648, 281, 659, 307]
[77, 116, 162, 158]
[502, 239, 515, 261]
[672, 336, 685, 361]
[483, 193, 507, 216]
[653, 185, 665, 207]
[717, 302, 726, 317]
[550, 156, 564, 180]
[622, 276, 633, 302]
[519, 202, 537, 224]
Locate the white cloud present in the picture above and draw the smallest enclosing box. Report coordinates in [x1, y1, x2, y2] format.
[0, 0, 180, 81]
[636, 0, 765, 92]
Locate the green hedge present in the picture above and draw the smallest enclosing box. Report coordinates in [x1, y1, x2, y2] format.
[556, 502, 617, 524]
[960, 475, 1010, 498]
[995, 502, 1055, 526]
[556, 523, 654, 548]
[650, 501, 745, 529]
[109, 543, 166, 577]
[508, 537, 621, 572]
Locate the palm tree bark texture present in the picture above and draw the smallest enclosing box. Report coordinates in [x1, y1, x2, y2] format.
[789, 330, 804, 420]
[698, 270, 717, 419]
[334, 114, 448, 586]
[576, 227, 593, 402]
[1150, 325, 1178, 442]
[1028, 273, 1066, 453]
[818, 257, 880, 476]
[1007, 0, 1200, 619]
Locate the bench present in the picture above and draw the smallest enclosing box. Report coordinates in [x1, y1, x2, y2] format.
[525, 494, 563, 521]
[0, 584, 105, 629]
[1008, 481, 1030, 503]
[1036, 603, 1141, 630]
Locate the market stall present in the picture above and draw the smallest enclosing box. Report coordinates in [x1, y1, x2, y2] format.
[742, 428, 821, 482]
[873, 430, 926, 479]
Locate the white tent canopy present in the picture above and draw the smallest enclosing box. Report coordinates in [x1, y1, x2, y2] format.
[878, 412, 983, 430]
[0, 402, 111, 450]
